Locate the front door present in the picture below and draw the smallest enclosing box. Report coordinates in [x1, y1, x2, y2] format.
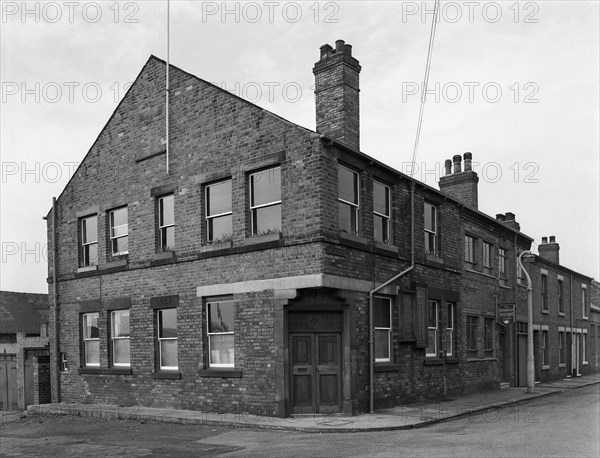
[517, 334, 527, 387]
[290, 333, 342, 414]
[0, 354, 18, 410]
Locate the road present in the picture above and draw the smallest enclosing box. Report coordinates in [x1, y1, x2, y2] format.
[1, 384, 598, 457]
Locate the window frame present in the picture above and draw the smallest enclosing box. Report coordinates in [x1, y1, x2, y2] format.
[110, 309, 131, 367]
[205, 179, 233, 243]
[559, 331, 565, 365]
[426, 300, 439, 357]
[158, 194, 175, 251]
[109, 206, 129, 257]
[482, 241, 493, 269]
[467, 315, 478, 358]
[498, 248, 508, 278]
[541, 274, 548, 312]
[445, 303, 455, 357]
[582, 285, 588, 319]
[249, 166, 282, 236]
[206, 299, 235, 369]
[558, 279, 564, 314]
[484, 318, 495, 358]
[464, 235, 476, 264]
[82, 312, 99, 367]
[338, 164, 360, 235]
[373, 180, 391, 244]
[582, 332, 588, 364]
[541, 330, 549, 366]
[79, 214, 98, 267]
[374, 296, 392, 363]
[157, 308, 178, 371]
[424, 202, 437, 255]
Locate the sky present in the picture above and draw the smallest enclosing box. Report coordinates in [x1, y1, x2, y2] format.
[1, 0, 598, 293]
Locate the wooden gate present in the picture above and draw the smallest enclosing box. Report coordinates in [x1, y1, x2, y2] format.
[0, 354, 18, 410]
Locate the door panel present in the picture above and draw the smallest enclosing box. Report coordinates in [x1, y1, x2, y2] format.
[316, 334, 341, 409]
[0, 355, 18, 410]
[291, 335, 314, 410]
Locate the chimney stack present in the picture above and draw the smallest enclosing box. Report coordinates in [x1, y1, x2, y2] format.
[313, 40, 361, 152]
[438, 152, 479, 210]
[539, 235, 560, 264]
[496, 212, 521, 231]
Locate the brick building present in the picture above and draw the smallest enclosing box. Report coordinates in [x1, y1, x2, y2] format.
[0, 291, 51, 410]
[46, 41, 593, 416]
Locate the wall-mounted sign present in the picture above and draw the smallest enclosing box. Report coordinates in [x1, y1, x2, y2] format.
[497, 303, 515, 326]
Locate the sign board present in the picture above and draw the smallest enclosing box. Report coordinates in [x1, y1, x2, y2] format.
[497, 303, 515, 327]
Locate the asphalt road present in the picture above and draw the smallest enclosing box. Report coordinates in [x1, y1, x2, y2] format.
[1, 384, 598, 457]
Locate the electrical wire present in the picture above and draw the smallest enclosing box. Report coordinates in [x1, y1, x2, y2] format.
[410, 0, 440, 176]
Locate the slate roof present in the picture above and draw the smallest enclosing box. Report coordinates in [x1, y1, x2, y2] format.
[0, 291, 49, 334]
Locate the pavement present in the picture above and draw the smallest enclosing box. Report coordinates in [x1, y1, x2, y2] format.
[23, 374, 600, 433]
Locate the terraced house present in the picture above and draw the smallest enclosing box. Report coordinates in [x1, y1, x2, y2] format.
[46, 41, 592, 417]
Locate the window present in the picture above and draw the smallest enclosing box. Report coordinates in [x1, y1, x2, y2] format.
[157, 309, 178, 370]
[110, 310, 130, 367]
[484, 318, 494, 357]
[60, 352, 68, 372]
[464, 235, 475, 264]
[558, 280, 564, 314]
[158, 194, 175, 251]
[338, 164, 359, 234]
[424, 203, 437, 254]
[559, 331, 565, 365]
[373, 180, 390, 243]
[582, 333, 587, 364]
[206, 179, 232, 243]
[426, 300, 438, 356]
[374, 296, 392, 362]
[79, 215, 98, 267]
[467, 316, 478, 358]
[82, 312, 99, 366]
[541, 330, 549, 366]
[482, 242, 493, 269]
[249, 166, 281, 235]
[541, 274, 548, 311]
[446, 303, 455, 356]
[207, 300, 235, 368]
[109, 207, 128, 256]
[517, 258, 526, 285]
[582, 285, 588, 319]
[498, 248, 507, 278]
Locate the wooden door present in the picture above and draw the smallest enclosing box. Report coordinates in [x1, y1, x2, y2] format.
[24, 354, 34, 407]
[0, 355, 18, 410]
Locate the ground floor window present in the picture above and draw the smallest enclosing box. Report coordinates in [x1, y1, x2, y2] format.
[541, 330, 549, 366]
[467, 316, 478, 358]
[374, 296, 392, 363]
[445, 303, 455, 356]
[484, 318, 495, 358]
[82, 312, 99, 366]
[206, 299, 235, 368]
[426, 301, 439, 356]
[559, 331, 565, 365]
[111, 310, 130, 367]
[157, 308, 178, 370]
[582, 332, 587, 364]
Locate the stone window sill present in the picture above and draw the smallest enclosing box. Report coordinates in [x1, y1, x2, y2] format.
[373, 242, 399, 254]
[152, 371, 181, 380]
[542, 310, 549, 314]
[558, 312, 565, 317]
[582, 362, 588, 366]
[198, 369, 242, 378]
[374, 363, 400, 372]
[77, 265, 97, 273]
[338, 231, 368, 246]
[78, 367, 132, 376]
[542, 365, 550, 370]
[559, 363, 566, 368]
[243, 233, 281, 246]
[199, 241, 232, 253]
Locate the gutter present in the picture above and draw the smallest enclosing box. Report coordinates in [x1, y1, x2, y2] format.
[368, 181, 415, 414]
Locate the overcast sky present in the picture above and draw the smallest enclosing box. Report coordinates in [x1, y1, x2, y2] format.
[1, 1, 598, 293]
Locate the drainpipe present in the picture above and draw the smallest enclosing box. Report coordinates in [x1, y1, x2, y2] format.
[368, 181, 415, 414]
[570, 273, 574, 375]
[518, 251, 534, 393]
[165, 0, 170, 174]
[52, 197, 60, 403]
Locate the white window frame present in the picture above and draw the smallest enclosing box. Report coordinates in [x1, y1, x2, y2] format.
[158, 194, 175, 251]
[426, 300, 439, 357]
[464, 235, 476, 264]
[338, 164, 359, 234]
[205, 179, 233, 243]
[111, 310, 130, 367]
[446, 303, 455, 356]
[373, 180, 390, 244]
[206, 300, 235, 368]
[109, 207, 129, 256]
[374, 296, 392, 363]
[424, 203, 437, 255]
[157, 308, 178, 370]
[582, 284, 588, 319]
[82, 312, 100, 367]
[249, 166, 282, 236]
[541, 330, 549, 365]
[498, 248, 507, 278]
[541, 274, 548, 311]
[558, 279, 565, 314]
[79, 214, 98, 267]
[482, 241, 493, 269]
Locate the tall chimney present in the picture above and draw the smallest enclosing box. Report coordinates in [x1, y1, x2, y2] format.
[438, 152, 479, 210]
[539, 235, 560, 264]
[313, 40, 361, 152]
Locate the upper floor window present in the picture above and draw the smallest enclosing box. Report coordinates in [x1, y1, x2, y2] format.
[249, 166, 281, 235]
[158, 194, 175, 251]
[109, 207, 128, 257]
[207, 299, 235, 368]
[82, 312, 99, 366]
[482, 242, 493, 269]
[517, 257, 526, 286]
[541, 274, 548, 311]
[582, 285, 588, 319]
[426, 300, 438, 357]
[110, 310, 130, 367]
[558, 279, 564, 314]
[338, 164, 359, 234]
[79, 214, 98, 267]
[374, 296, 392, 363]
[373, 180, 390, 243]
[464, 235, 476, 264]
[157, 308, 178, 370]
[424, 203, 437, 255]
[206, 179, 232, 243]
[498, 248, 507, 278]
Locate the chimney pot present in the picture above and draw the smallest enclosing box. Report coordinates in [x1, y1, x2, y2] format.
[344, 44, 352, 56]
[463, 152, 472, 171]
[452, 154, 462, 174]
[549, 235, 556, 243]
[335, 39, 345, 52]
[496, 213, 506, 222]
[319, 44, 333, 60]
[505, 212, 515, 221]
[542, 236, 548, 244]
[444, 159, 452, 176]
